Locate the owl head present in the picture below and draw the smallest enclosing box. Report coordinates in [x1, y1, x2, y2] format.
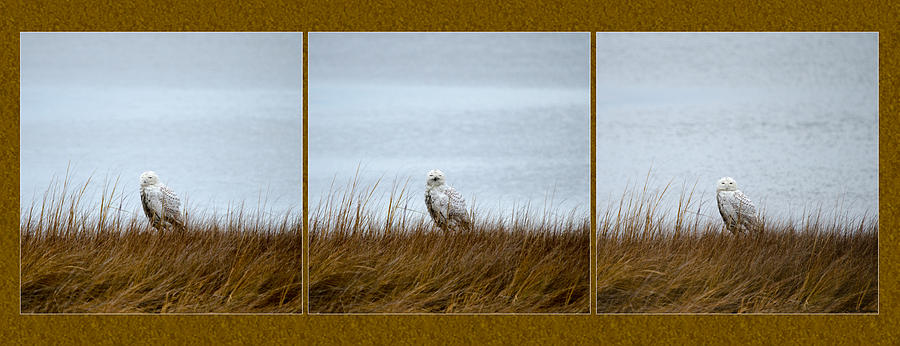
[140, 171, 160, 187]
[427, 169, 446, 186]
[716, 176, 739, 192]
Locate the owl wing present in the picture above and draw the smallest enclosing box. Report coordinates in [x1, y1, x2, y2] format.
[734, 190, 758, 229]
[445, 185, 469, 226]
[734, 190, 756, 216]
[160, 185, 182, 221]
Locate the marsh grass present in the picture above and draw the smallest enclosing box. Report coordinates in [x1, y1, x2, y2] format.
[20, 175, 302, 313]
[309, 176, 589, 313]
[597, 179, 878, 313]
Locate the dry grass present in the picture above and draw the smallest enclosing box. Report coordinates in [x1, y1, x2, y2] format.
[309, 178, 589, 313]
[25, 172, 871, 314]
[597, 180, 878, 313]
[20, 176, 302, 313]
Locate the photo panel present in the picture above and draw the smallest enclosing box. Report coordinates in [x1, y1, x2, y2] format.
[308, 32, 590, 313]
[595, 32, 878, 313]
[19, 32, 303, 313]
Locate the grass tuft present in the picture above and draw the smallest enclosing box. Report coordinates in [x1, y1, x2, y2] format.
[597, 180, 877, 313]
[20, 175, 302, 313]
[309, 177, 589, 313]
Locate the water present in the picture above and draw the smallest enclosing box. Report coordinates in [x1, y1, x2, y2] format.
[596, 33, 878, 222]
[308, 33, 591, 218]
[23, 33, 870, 226]
[20, 33, 303, 217]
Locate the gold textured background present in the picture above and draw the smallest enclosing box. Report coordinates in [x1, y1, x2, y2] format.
[3, 0, 896, 343]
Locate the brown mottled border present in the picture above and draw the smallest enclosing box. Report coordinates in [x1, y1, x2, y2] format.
[3, 1, 896, 343]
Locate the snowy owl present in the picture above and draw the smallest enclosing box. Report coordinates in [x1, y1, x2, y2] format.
[425, 169, 471, 231]
[140, 171, 184, 231]
[716, 177, 759, 234]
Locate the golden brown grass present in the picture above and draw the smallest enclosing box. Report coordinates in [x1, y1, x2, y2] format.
[597, 181, 878, 313]
[309, 178, 589, 313]
[20, 177, 302, 313]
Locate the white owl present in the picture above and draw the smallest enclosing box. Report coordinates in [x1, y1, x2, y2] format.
[425, 169, 471, 231]
[716, 177, 759, 234]
[139, 171, 184, 231]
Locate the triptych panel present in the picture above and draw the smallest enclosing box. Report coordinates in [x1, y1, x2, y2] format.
[18, 32, 877, 314]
